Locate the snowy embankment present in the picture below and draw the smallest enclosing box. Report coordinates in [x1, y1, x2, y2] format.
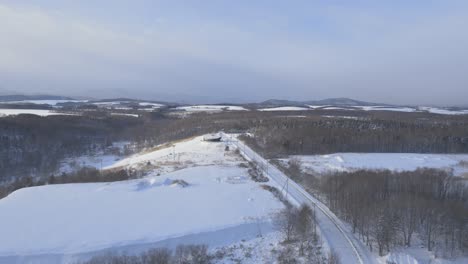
[0, 136, 284, 264]
[284, 153, 468, 177]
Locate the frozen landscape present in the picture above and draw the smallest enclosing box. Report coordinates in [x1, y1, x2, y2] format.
[0, 136, 285, 264]
[1, 1, 468, 263]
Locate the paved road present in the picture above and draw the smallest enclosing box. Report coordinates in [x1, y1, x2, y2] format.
[222, 133, 377, 264]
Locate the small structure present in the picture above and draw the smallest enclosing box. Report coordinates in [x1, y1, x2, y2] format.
[203, 133, 222, 142]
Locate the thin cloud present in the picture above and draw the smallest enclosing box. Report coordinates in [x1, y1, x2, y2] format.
[0, 2, 467, 105]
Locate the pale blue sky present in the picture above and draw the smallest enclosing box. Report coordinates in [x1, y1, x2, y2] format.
[1, 1, 467, 105]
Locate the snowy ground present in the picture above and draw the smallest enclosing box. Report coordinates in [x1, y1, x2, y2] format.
[418, 106, 468, 115]
[0, 109, 77, 117]
[105, 136, 244, 175]
[0, 136, 284, 264]
[59, 154, 123, 173]
[304, 105, 468, 115]
[58, 141, 132, 174]
[282, 153, 468, 177]
[110, 112, 139, 117]
[176, 105, 247, 112]
[379, 248, 468, 264]
[0, 166, 282, 259]
[259, 106, 310, 111]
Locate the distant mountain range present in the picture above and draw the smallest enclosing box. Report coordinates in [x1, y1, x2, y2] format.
[0, 95, 74, 102]
[255, 98, 385, 108]
[0, 94, 392, 108]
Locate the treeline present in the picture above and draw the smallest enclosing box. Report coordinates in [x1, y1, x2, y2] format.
[0, 111, 256, 182]
[79, 244, 210, 264]
[3, 110, 468, 183]
[0, 114, 145, 181]
[241, 116, 468, 157]
[0, 168, 136, 199]
[309, 169, 468, 257]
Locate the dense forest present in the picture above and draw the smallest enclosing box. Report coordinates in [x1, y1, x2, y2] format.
[241, 114, 468, 157]
[0, 111, 253, 182]
[2, 110, 468, 183]
[278, 164, 468, 258]
[0, 114, 145, 181]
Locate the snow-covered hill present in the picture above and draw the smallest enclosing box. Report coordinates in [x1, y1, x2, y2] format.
[0, 136, 284, 263]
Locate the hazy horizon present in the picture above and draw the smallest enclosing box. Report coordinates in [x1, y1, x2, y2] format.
[1, 1, 467, 106]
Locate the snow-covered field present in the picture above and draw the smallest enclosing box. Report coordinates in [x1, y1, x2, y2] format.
[282, 153, 468, 176]
[59, 154, 123, 173]
[0, 136, 284, 263]
[176, 105, 247, 112]
[307, 105, 468, 115]
[0, 109, 76, 117]
[91, 101, 164, 111]
[379, 248, 468, 264]
[357, 106, 417, 112]
[259, 106, 310, 111]
[106, 136, 244, 175]
[418, 106, 468, 115]
[0, 166, 282, 260]
[110, 112, 139, 117]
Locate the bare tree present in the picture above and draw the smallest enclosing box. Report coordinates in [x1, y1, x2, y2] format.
[327, 250, 341, 264]
[274, 207, 298, 242]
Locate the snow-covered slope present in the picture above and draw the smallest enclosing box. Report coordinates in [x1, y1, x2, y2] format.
[106, 136, 243, 174]
[0, 135, 284, 263]
[0, 166, 282, 259]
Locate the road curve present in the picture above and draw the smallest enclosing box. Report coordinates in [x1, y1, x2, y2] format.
[222, 133, 377, 264]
